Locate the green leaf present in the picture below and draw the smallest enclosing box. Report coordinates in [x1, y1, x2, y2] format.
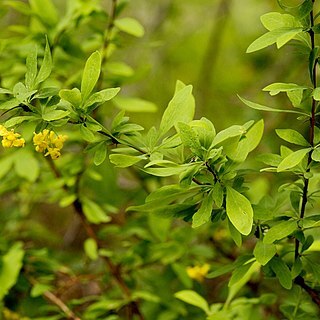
[192, 191, 213, 228]
[269, 256, 292, 289]
[291, 257, 303, 278]
[263, 83, 308, 96]
[312, 148, 320, 161]
[309, 47, 319, 84]
[80, 124, 96, 142]
[142, 165, 188, 177]
[245, 119, 264, 152]
[287, 89, 304, 107]
[114, 17, 145, 37]
[0, 98, 20, 110]
[312, 87, 320, 101]
[0, 242, 24, 300]
[211, 125, 245, 147]
[228, 220, 242, 247]
[36, 37, 52, 85]
[25, 45, 37, 90]
[253, 240, 276, 265]
[5, 115, 39, 127]
[172, 263, 193, 288]
[94, 143, 107, 166]
[159, 81, 195, 136]
[113, 96, 157, 113]
[0, 157, 13, 179]
[247, 28, 303, 53]
[174, 290, 210, 315]
[238, 96, 307, 115]
[29, 0, 58, 26]
[276, 129, 309, 146]
[31, 283, 52, 298]
[82, 199, 111, 224]
[14, 150, 39, 182]
[60, 88, 82, 107]
[177, 122, 202, 157]
[81, 51, 101, 101]
[277, 148, 311, 172]
[212, 182, 223, 208]
[42, 110, 70, 121]
[84, 238, 98, 260]
[229, 261, 254, 287]
[260, 12, 300, 31]
[84, 88, 120, 111]
[109, 154, 145, 168]
[263, 220, 297, 244]
[226, 187, 253, 236]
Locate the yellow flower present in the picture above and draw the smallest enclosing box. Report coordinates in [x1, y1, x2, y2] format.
[186, 264, 210, 282]
[0, 126, 25, 148]
[33, 130, 67, 160]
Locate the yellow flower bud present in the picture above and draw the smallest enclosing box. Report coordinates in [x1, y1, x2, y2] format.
[186, 264, 210, 282]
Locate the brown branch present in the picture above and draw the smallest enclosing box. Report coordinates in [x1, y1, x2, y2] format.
[295, 276, 320, 307]
[27, 276, 80, 320]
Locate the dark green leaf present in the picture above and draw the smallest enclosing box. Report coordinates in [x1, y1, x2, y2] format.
[269, 256, 292, 289]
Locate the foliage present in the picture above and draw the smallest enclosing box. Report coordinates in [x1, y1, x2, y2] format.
[0, 0, 320, 320]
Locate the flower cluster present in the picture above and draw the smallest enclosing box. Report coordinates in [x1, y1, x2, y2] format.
[0, 125, 25, 148]
[33, 129, 67, 160]
[186, 263, 210, 282]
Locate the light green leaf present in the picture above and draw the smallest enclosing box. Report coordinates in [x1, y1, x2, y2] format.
[269, 256, 292, 289]
[5, 115, 39, 127]
[226, 187, 253, 236]
[31, 283, 52, 298]
[245, 119, 264, 152]
[247, 28, 302, 53]
[59, 88, 82, 107]
[192, 191, 213, 228]
[84, 88, 120, 111]
[42, 110, 70, 121]
[94, 143, 107, 166]
[25, 45, 37, 90]
[177, 122, 202, 157]
[260, 12, 300, 31]
[81, 51, 101, 101]
[174, 290, 210, 315]
[225, 261, 260, 308]
[84, 238, 98, 260]
[0, 242, 24, 300]
[229, 261, 254, 287]
[238, 96, 307, 115]
[0, 98, 20, 110]
[29, 0, 58, 26]
[0, 157, 13, 179]
[160, 81, 195, 136]
[312, 148, 320, 161]
[114, 17, 145, 37]
[312, 87, 320, 101]
[277, 148, 311, 172]
[228, 220, 242, 247]
[263, 83, 308, 96]
[80, 124, 95, 142]
[109, 154, 145, 168]
[36, 37, 52, 85]
[82, 199, 111, 224]
[211, 125, 245, 147]
[113, 96, 157, 113]
[276, 129, 309, 146]
[14, 150, 39, 182]
[253, 240, 276, 265]
[143, 165, 188, 177]
[287, 89, 304, 108]
[263, 220, 297, 244]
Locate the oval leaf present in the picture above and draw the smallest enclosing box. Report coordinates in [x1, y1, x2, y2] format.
[226, 187, 253, 235]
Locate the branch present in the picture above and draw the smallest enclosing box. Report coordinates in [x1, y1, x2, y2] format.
[295, 276, 320, 307]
